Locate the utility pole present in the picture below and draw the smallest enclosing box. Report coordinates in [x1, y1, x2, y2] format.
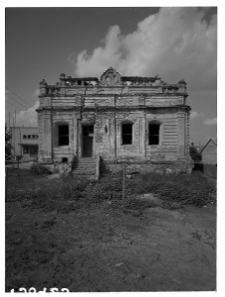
[13, 116, 16, 160]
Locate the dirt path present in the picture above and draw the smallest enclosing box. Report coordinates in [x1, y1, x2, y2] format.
[6, 199, 216, 292]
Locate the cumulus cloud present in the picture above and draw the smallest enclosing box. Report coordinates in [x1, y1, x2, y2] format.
[190, 111, 204, 119]
[73, 7, 216, 92]
[190, 111, 198, 119]
[203, 117, 217, 125]
[15, 101, 39, 127]
[33, 88, 40, 97]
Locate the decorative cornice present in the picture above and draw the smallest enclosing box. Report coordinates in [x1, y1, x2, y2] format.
[99, 67, 122, 86]
[39, 92, 188, 98]
[36, 105, 191, 113]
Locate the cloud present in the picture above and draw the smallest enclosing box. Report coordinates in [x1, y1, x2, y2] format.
[15, 101, 39, 127]
[190, 111, 204, 120]
[203, 117, 217, 125]
[73, 7, 216, 92]
[190, 111, 198, 119]
[33, 89, 40, 97]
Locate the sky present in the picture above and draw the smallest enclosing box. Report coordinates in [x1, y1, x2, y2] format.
[5, 6, 217, 147]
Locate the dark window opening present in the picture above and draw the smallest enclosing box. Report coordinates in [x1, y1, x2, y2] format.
[58, 125, 69, 146]
[149, 124, 160, 145]
[23, 146, 29, 154]
[82, 125, 94, 136]
[122, 123, 132, 145]
[23, 145, 38, 156]
[30, 146, 38, 157]
[62, 157, 68, 163]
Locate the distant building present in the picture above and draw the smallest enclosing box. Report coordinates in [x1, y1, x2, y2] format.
[10, 127, 39, 161]
[200, 139, 217, 165]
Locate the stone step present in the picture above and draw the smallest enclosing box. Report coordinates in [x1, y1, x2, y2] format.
[76, 166, 96, 170]
[77, 162, 96, 165]
[73, 175, 96, 180]
[73, 172, 96, 176]
[74, 166, 95, 170]
[79, 158, 95, 162]
[78, 163, 96, 166]
[73, 169, 95, 174]
[72, 157, 97, 179]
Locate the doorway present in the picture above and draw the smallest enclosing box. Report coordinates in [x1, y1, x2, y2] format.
[82, 125, 94, 157]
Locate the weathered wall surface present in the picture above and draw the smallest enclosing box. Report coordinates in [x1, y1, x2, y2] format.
[37, 68, 191, 173]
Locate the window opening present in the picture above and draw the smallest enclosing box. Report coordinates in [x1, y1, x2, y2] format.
[23, 146, 29, 154]
[30, 146, 38, 157]
[82, 125, 93, 136]
[149, 123, 160, 145]
[58, 125, 69, 146]
[122, 123, 132, 145]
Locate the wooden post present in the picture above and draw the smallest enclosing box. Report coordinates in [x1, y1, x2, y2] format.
[5, 167, 8, 203]
[122, 162, 126, 201]
[17, 157, 20, 176]
[13, 117, 16, 160]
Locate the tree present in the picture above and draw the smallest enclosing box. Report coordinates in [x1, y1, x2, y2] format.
[189, 142, 202, 162]
[5, 124, 12, 160]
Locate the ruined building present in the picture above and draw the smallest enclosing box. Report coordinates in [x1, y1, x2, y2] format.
[37, 67, 192, 177]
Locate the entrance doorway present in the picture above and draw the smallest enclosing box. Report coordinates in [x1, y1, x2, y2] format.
[82, 125, 94, 157]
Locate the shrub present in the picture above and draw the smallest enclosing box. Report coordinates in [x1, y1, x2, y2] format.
[30, 163, 52, 175]
[71, 155, 78, 171]
[124, 172, 216, 207]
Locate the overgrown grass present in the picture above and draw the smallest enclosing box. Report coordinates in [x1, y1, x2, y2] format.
[125, 171, 216, 207]
[6, 168, 216, 213]
[5, 168, 216, 291]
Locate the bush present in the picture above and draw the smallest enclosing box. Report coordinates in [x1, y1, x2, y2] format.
[125, 172, 216, 207]
[71, 155, 78, 171]
[10, 169, 216, 213]
[30, 163, 52, 175]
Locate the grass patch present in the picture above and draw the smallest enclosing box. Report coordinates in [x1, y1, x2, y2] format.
[6, 168, 216, 213]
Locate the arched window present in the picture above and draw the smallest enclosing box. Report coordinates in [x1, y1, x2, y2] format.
[121, 121, 133, 145]
[149, 121, 161, 145]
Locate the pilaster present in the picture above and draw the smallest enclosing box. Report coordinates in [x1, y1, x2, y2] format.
[177, 112, 185, 158]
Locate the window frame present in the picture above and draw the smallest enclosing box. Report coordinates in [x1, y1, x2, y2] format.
[54, 121, 70, 147]
[148, 121, 161, 146]
[57, 124, 69, 146]
[23, 145, 29, 154]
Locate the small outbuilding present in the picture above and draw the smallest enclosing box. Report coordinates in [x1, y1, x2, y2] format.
[200, 139, 217, 165]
